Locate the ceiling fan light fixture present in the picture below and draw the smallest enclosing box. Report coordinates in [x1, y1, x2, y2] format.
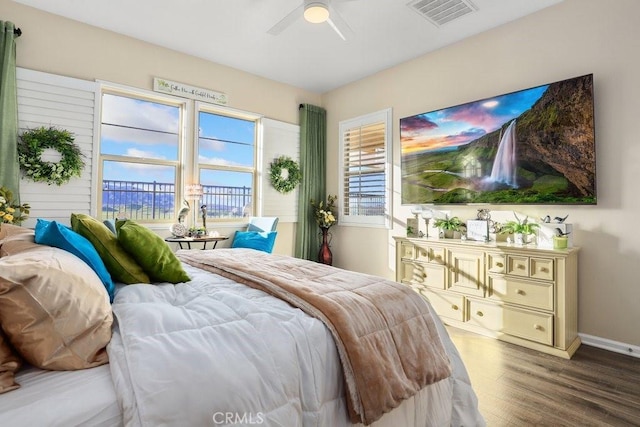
[304, 1, 330, 23]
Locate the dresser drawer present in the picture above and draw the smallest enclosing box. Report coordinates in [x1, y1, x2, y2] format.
[399, 261, 446, 290]
[488, 276, 554, 311]
[468, 300, 553, 346]
[530, 257, 554, 281]
[507, 255, 529, 277]
[399, 241, 416, 259]
[487, 253, 506, 274]
[503, 307, 553, 345]
[422, 289, 464, 322]
[414, 244, 446, 264]
[506, 255, 555, 281]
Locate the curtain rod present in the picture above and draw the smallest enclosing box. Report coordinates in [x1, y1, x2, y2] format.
[14, 28, 22, 37]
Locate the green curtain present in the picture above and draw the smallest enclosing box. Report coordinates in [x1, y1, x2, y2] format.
[295, 104, 327, 261]
[0, 21, 20, 198]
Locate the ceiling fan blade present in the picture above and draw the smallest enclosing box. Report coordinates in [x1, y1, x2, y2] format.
[327, 6, 353, 41]
[267, 4, 304, 36]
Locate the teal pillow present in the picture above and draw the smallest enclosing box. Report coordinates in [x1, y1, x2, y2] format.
[231, 231, 277, 253]
[34, 219, 115, 301]
[116, 220, 190, 284]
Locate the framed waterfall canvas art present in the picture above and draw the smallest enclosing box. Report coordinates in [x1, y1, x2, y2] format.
[400, 74, 596, 205]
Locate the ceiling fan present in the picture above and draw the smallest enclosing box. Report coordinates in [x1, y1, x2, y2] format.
[267, 0, 356, 41]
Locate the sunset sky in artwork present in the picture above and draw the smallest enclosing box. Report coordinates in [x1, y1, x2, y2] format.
[400, 84, 548, 155]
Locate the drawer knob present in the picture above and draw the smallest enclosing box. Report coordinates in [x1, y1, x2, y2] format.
[518, 264, 525, 270]
[534, 324, 544, 331]
[516, 289, 525, 295]
[496, 262, 504, 268]
[451, 304, 459, 311]
[476, 311, 484, 317]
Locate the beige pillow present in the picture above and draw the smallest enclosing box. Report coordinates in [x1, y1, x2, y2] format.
[0, 229, 38, 257]
[0, 246, 112, 370]
[0, 329, 21, 394]
[0, 224, 30, 240]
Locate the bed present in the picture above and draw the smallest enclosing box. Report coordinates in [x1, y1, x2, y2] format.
[0, 221, 484, 426]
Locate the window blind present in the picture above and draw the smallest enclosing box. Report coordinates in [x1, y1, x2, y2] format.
[339, 109, 391, 227]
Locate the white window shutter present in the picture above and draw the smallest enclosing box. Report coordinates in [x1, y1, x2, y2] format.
[260, 118, 300, 222]
[16, 68, 98, 227]
[339, 109, 392, 228]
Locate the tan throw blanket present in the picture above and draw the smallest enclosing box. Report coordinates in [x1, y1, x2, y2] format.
[177, 249, 452, 425]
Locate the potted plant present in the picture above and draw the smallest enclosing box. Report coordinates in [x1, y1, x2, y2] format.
[188, 226, 207, 238]
[500, 213, 539, 245]
[433, 215, 465, 239]
[553, 228, 571, 249]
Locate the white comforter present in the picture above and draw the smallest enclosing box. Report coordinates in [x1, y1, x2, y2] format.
[108, 263, 484, 427]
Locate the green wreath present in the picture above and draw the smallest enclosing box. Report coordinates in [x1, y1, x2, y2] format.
[18, 126, 85, 186]
[269, 155, 301, 194]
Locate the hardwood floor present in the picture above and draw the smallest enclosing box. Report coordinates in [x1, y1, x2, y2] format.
[447, 327, 640, 426]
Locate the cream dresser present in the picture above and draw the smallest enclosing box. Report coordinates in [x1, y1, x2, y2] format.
[394, 236, 580, 358]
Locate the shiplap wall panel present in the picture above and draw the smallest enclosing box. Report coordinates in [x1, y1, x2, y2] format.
[17, 68, 97, 227]
[261, 118, 300, 223]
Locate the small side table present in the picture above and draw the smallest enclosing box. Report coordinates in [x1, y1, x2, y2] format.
[165, 236, 229, 250]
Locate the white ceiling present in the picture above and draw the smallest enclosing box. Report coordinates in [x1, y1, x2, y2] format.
[13, 0, 563, 93]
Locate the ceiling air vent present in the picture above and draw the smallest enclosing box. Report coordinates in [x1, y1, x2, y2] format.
[407, 0, 477, 26]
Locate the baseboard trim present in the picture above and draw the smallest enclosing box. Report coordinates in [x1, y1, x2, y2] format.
[579, 333, 640, 359]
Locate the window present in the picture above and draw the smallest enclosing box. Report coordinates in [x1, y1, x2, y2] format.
[98, 88, 259, 223]
[99, 91, 184, 221]
[338, 109, 392, 228]
[197, 106, 258, 219]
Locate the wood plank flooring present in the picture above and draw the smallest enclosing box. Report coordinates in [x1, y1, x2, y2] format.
[447, 327, 640, 426]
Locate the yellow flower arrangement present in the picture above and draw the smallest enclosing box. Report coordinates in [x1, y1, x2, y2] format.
[311, 195, 337, 229]
[0, 187, 30, 225]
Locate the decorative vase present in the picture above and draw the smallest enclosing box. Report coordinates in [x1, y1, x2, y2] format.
[441, 229, 455, 239]
[553, 236, 568, 249]
[318, 227, 333, 265]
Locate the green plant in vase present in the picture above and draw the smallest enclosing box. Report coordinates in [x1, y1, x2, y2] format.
[500, 213, 539, 244]
[433, 215, 465, 238]
[188, 226, 207, 238]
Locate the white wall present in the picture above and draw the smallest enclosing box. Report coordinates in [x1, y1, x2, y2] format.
[322, 0, 640, 346]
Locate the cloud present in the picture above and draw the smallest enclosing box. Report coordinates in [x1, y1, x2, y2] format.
[400, 115, 438, 136]
[198, 155, 241, 167]
[126, 148, 167, 160]
[199, 137, 225, 151]
[445, 103, 503, 131]
[101, 94, 179, 146]
[443, 127, 486, 145]
[401, 126, 487, 155]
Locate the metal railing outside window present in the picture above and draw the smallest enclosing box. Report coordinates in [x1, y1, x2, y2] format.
[102, 180, 252, 221]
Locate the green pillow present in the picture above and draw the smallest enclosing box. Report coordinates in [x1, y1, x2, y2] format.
[70, 213, 150, 284]
[116, 220, 190, 284]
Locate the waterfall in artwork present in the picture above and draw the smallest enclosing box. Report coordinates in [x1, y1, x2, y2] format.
[489, 120, 518, 187]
